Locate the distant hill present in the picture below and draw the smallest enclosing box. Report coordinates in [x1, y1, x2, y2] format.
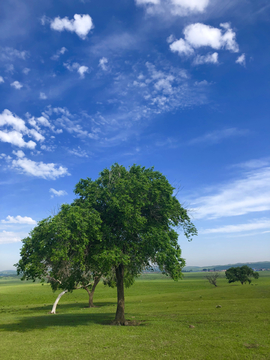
[183, 261, 270, 272]
[0, 270, 17, 277]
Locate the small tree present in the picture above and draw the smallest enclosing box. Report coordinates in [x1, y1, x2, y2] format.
[205, 272, 219, 287]
[74, 163, 197, 325]
[15, 204, 105, 312]
[225, 266, 259, 285]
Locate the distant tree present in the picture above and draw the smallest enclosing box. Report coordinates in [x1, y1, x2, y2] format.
[205, 272, 219, 287]
[74, 163, 197, 325]
[15, 204, 106, 313]
[225, 266, 259, 285]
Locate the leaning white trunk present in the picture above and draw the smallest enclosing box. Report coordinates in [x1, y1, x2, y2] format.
[50, 290, 68, 314]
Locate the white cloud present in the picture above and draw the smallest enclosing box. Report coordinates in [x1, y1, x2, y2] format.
[10, 81, 23, 90]
[49, 188, 68, 198]
[64, 62, 88, 78]
[170, 23, 239, 62]
[1, 215, 36, 225]
[39, 92, 47, 100]
[0, 130, 36, 149]
[50, 14, 94, 39]
[184, 23, 239, 52]
[68, 147, 89, 157]
[11, 156, 69, 179]
[0, 231, 23, 244]
[0, 109, 46, 148]
[78, 65, 89, 78]
[236, 53, 246, 66]
[201, 219, 270, 234]
[0, 76, 4, 83]
[12, 150, 25, 158]
[99, 57, 108, 71]
[193, 52, 218, 65]
[135, 0, 209, 15]
[191, 165, 270, 219]
[169, 38, 194, 56]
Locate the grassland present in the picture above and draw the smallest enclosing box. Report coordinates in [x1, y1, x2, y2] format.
[0, 271, 269, 359]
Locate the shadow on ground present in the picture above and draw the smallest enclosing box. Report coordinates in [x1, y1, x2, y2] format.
[28, 301, 115, 312]
[0, 312, 117, 332]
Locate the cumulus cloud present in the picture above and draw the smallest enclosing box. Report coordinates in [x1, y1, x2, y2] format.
[1, 215, 36, 225]
[170, 23, 239, 62]
[191, 165, 270, 219]
[99, 57, 108, 71]
[170, 39, 194, 56]
[64, 62, 89, 78]
[49, 188, 68, 198]
[0, 110, 47, 149]
[193, 52, 218, 65]
[50, 14, 94, 39]
[78, 65, 89, 78]
[11, 155, 69, 179]
[10, 81, 23, 90]
[236, 53, 246, 66]
[0, 130, 36, 149]
[0, 76, 4, 83]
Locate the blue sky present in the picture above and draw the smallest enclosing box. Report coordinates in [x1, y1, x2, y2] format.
[0, 0, 269, 270]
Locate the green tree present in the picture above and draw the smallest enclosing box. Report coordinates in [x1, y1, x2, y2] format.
[74, 163, 197, 325]
[225, 266, 259, 285]
[15, 204, 105, 312]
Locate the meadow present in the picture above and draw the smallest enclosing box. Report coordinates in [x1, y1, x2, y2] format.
[0, 271, 269, 360]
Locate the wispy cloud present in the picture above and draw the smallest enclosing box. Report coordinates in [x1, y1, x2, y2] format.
[135, 0, 210, 16]
[201, 218, 270, 234]
[49, 188, 68, 198]
[191, 164, 270, 219]
[189, 128, 248, 145]
[0, 230, 26, 244]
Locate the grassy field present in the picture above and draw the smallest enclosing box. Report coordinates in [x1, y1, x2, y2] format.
[0, 271, 269, 360]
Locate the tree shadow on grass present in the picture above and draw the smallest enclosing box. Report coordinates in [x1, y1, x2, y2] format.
[28, 301, 115, 312]
[0, 313, 116, 332]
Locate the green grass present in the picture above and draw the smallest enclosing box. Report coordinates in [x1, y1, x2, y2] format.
[0, 272, 269, 359]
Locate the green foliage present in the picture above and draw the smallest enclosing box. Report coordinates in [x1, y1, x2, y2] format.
[74, 163, 197, 281]
[15, 204, 103, 292]
[225, 265, 259, 285]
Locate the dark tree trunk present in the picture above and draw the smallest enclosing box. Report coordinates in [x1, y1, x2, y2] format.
[114, 263, 126, 325]
[84, 276, 100, 308]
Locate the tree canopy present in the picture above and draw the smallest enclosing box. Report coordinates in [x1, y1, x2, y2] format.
[73, 163, 197, 324]
[225, 266, 259, 285]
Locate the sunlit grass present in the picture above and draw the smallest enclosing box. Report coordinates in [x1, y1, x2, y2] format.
[0, 272, 269, 359]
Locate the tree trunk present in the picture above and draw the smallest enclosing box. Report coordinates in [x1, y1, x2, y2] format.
[50, 290, 68, 314]
[84, 276, 100, 307]
[113, 264, 126, 325]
